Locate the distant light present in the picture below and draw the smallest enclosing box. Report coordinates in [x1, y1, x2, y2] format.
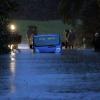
[8, 44, 14, 50]
[10, 24, 16, 32]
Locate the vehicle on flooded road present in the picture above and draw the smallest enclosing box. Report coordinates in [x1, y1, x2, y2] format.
[33, 34, 62, 53]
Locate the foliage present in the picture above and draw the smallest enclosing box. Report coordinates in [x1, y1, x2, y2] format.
[59, 0, 100, 32]
[0, 0, 17, 27]
[0, 0, 17, 53]
[59, 0, 100, 47]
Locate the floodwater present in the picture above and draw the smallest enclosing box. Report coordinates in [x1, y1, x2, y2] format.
[0, 48, 100, 100]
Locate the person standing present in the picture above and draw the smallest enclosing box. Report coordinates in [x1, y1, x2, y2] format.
[27, 25, 37, 49]
[64, 29, 69, 48]
[67, 29, 76, 49]
[94, 32, 100, 51]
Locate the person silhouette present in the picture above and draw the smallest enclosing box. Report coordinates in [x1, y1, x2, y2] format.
[27, 25, 37, 49]
[67, 29, 76, 49]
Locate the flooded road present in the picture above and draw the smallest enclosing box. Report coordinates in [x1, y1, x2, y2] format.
[0, 49, 100, 100]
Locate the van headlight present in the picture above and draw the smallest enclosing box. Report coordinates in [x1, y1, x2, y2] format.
[56, 47, 61, 53]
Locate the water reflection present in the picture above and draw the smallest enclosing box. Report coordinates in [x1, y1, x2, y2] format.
[10, 51, 16, 75]
[10, 62, 16, 75]
[0, 51, 16, 95]
[9, 51, 16, 93]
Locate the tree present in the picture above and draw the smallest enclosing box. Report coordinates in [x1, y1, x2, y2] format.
[0, 0, 18, 30]
[59, 0, 100, 29]
[59, 0, 100, 47]
[0, 0, 18, 53]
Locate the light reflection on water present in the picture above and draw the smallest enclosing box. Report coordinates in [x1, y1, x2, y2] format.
[10, 51, 16, 75]
[0, 51, 17, 95]
[9, 51, 16, 93]
[10, 61, 16, 75]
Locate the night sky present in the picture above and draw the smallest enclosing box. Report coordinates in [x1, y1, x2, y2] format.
[10, 0, 61, 20]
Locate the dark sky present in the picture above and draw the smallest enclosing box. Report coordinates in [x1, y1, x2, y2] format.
[10, 0, 61, 20]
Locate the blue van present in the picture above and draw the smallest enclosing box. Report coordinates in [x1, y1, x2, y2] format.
[33, 34, 62, 53]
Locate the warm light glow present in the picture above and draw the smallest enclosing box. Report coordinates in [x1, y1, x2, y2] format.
[8, 45, 11, 49]
[8, 44, 14, 50]
[8, 44, 18, 51]
[10, 24, 16, 32]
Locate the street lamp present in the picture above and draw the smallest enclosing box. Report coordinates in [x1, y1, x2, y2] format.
[9, 24, 16, 33]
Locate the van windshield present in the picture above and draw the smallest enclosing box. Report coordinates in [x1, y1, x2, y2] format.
[34, 34, 60, 46]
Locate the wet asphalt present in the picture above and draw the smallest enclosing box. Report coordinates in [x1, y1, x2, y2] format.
[0, 49, 100, 100]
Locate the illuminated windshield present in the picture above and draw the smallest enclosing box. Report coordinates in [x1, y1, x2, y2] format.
[34, 34, 60, 46]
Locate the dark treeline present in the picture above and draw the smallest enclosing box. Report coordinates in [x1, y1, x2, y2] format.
[59, 0, 100, 47]
[59, 0, 100, 32]
[9, 0, 61, 20]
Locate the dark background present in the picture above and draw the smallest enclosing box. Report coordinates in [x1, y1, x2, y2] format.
[10, 0, 61, 20]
